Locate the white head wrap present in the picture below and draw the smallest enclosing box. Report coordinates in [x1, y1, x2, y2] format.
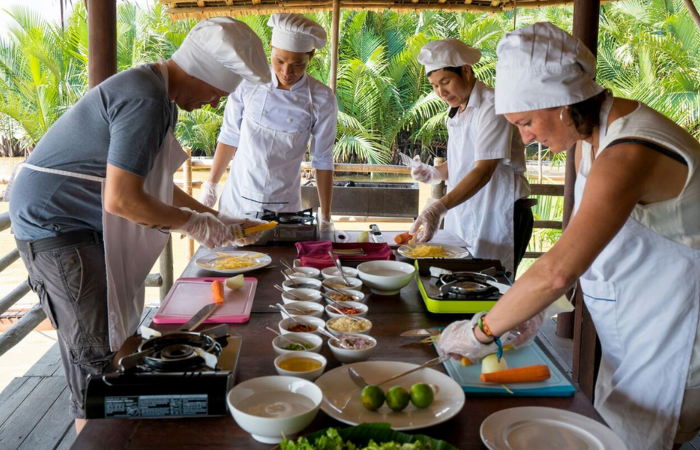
[172, 17, 270, 93]
[417, 39, 482, 74]
[268, 13, 327, 53]
[494, 22, 603, 114]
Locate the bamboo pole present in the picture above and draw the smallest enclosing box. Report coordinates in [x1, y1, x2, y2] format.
[159, 236, 174, 301]
[184, 148, 195, 260]
[330, 0, 341, 93]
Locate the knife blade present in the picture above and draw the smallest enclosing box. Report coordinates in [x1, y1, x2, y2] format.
[179, 303, 218, 331]
[369, 224, 385, 243]
[400, 328, 441, 337]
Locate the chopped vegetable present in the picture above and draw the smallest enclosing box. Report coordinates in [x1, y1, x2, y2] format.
[212, 280, 225, 304]
[210, 252, 263, 270]
[288, 323, 316, 333]
[394, 232, 413, 245]
[481, 354, 509, 374]
[480, 364, 551, 383]
[280, 427, 432, 450]
[404, 245, 451, 258]
[357, 231, 371, 243]
[461, 344, 514, 366]
[225, 274, 245, 290]
[282, 342, 314, 351]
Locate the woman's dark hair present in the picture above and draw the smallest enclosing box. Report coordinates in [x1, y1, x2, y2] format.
[426, 66, 469, 78]
[567, 89, 612, 138]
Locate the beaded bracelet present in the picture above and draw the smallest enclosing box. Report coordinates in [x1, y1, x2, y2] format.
[478, 315, 503, 361]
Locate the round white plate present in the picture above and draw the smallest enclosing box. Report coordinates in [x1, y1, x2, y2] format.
[314, 360, 465, 431]
[480, 407, 628, 450]
[195, 251, 272, 274]
[398, 243, 470, 259]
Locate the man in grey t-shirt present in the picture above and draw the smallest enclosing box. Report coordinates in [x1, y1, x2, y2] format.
[8, 19, 270, 432]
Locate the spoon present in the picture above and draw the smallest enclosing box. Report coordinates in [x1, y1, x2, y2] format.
[270, 303, 301, 324]
[266, 326, 312, 348]
[274, 284, 304, 301]
[328, 250, 351, 286]
[324, 284, 362, 302]
[347, 355, 449, 388]
[280, 270, 298, 286]
[322, 297, 363, 322]
[314, 324, 352, 349]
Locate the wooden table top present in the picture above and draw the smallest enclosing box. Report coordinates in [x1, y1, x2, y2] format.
[73, 244, 604, 450]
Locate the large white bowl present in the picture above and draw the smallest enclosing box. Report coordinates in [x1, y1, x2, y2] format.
[326, 317, 372, 336]
[325, 301, 368, 319]
[274, 351, 327, 381]
[281, 288, 322, 305]
[272, 333, 323, 355]
[279, 316, 326, 335]
[284, 267, 321, 279]
[322, 276, 363, 292]
[322, 289, 366, 304]
[321, 266, 359, 280]
[357, 260, 415, 295]
[281, 301, 324, 318]
[227, 375, 323, 444]
[328, 334, 377, 364]
[282, 277, 322, 291]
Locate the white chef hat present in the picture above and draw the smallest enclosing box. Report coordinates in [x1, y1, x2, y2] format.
[172, 17, 270, 93]
[268, 13, 327, 53]
[417, 39, 482, 74]
[494, 22, 603, 115]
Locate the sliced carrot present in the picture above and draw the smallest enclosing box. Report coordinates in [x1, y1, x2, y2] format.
[394, 231, 413, 245]
[212, 280, 225, 305]
[480, 364, 551, 383]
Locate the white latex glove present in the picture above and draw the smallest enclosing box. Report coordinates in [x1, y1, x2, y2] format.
[199, 181, 222, 208]
[173, 208, 232, 249]
[510, 310, 547, 348]
[217, 214, 267, 246]
[409, 200, 448, 243]
[437, 313, 509, 363]
[319, 217, 335, 233]
[410, 156, 442, 184]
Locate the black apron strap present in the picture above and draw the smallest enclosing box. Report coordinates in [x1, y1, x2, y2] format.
[606, 138, 688, 166]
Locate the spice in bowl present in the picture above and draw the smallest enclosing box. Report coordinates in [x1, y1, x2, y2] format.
[281, 342, 315, 351]
[328, 292, 354, 302]
[327, 317, 371, 333]
[288, 323, 317, 333]
[330, 334, 375, 350]
[334, 305, 358, 315]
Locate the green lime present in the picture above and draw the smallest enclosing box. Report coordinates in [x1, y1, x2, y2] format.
[360, 385, 385, 411]
[385, 386, 410, 411]
[410, 383, 434, 409]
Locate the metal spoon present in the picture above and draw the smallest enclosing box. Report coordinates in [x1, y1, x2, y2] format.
[270, 303, 301, 324]
[266, 326, 312, 348]
[280, 270, 298, 286]
[347, 355, 449, 388]
[324, 299, 363, 322]
[324, 284, 362, 302]
[314, 324, 351, 349]
[328, 250, 351, 286]
[274, 284, 304, 301]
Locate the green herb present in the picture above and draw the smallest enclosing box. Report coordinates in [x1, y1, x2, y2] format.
[282, 342, 314, 351]
[280, 428, 430, 450]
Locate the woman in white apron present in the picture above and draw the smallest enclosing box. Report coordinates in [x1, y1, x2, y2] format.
[438, 23, 700, 450]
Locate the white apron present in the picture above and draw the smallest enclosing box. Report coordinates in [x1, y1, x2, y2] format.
[9, 61, 187, 351]
[444, 108, 516, 274]
[575, 97, 700, 450]
[219, 83, 314, 217]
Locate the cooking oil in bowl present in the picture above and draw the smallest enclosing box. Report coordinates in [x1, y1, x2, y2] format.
[277, 357, 322, 372]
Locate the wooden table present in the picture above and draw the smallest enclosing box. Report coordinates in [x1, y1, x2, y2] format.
[73, 245, 604, 449]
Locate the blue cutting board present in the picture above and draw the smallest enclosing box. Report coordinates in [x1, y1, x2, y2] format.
[436, 343, 576, 397]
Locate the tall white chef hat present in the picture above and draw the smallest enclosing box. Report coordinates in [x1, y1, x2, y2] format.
[268, 13, 327, 53]
[172, 17, 270, 93]
[417, 39, 482, 74]
[494, 22, 603, 115]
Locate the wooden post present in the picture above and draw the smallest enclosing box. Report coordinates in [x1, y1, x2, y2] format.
[329, 0, 341, 93]
[184, 148, 195, 260]
[160, 236, 174, 301]
[87, 0, 117, 88]
[567, 0, 602, 401]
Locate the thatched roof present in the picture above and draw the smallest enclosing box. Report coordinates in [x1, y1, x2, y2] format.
[160, 0, 579, 20]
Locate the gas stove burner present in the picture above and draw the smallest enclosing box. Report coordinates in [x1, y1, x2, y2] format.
[135, 332, 222, 372]
[437, 272, 500, 300]
[259, 208, 315, 224]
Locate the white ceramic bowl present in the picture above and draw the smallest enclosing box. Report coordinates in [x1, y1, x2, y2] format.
[326, 316, 372, 336]
[281, 301, 324, 318]
[328, 334, 377, 364]
[322, 289, 366, 304]
[284, 267, 321, 279]
[272, 332, 323, 356]
[321, 266, 359, 280]
[324, 301, 368, 319]
[274, 351, 327, 381]
[322, 276, 363, 292]
[279, 316, 326, 335]
[282, 277, 322, 291]
[357, 260, 416, 295]
[227, 375, 323, 444]
[281, 288, 323, 305]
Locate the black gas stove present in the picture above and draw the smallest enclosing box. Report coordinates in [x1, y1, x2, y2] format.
[244, 208, 318, 244]
[84, 326, 241, 419]
[436, 272, 502, 300]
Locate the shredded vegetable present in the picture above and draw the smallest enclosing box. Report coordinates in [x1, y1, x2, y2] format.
[404, 245, 451, 258]
[209, 252, 264, 270]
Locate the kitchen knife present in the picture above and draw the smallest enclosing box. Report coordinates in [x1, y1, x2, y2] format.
[369, 224, 385, 243]
[179, 303, 218, 331]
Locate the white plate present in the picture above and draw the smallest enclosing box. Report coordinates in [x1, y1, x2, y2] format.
[314, 361, 465, 431]
[398, 243, 470, 259]
[480, 407, 628, 450]
[195, 251, 272, 274]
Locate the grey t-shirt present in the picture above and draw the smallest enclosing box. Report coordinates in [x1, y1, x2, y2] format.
[10, 64, 176, 240]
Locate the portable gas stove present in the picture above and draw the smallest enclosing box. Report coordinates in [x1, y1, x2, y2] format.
[414, 259, 510, 314]
[83, 326, 241, 419]
[245, 208, 318, 244]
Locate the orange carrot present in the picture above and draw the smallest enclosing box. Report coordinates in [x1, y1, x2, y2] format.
[480, 365, 551, 383]
[212, 280, 225, 305]
[394, 231, 413, 245]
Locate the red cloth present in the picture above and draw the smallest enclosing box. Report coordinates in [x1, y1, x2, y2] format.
[295, 241, 395, 269]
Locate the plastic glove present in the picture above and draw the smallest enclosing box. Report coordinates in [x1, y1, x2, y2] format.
[410, 156, 442, 184]
[199, 181, 222, 208]
[217, 214, 267, 246]
[510, 310, 547, 348]
[437, 312, 509, 363]
[174, 208, 231, 249]
[409, 200, 448, 243]
[319, 217, 335, 233]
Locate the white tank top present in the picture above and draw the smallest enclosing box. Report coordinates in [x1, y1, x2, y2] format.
[581, 102, 700, 249]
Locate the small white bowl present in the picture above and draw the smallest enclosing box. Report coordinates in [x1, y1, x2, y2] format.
[325, 301, 368, 319]
[326, 317, 372, 336]
[284, 267, 321, 279]
[272, 333, 323, 356]
[321, 266, 359, 280]
[322, 276, 363, 292]
[282, 277, 322, 291]
[280, 301, 324, 318]
[279, 316, 326, 335]
[323, 289, 367, 304]
[357, 260, 416, 295]
[281, 288, 322, 304]
[328, 334, 378, 364]
[227, 375, 322, 444]
[274, 351, 327, 381]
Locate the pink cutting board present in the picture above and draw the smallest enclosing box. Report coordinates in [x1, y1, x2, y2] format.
[152, 277, 257, 324]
